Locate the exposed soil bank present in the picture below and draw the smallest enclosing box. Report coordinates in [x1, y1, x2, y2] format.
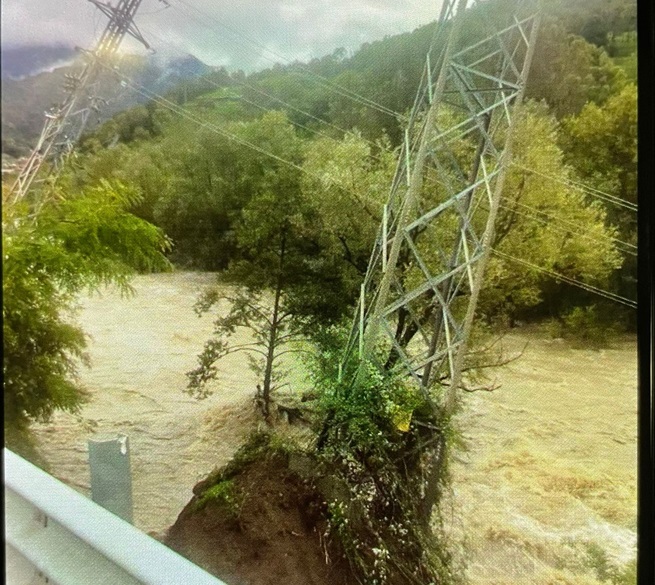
[165, 443, 356, 585]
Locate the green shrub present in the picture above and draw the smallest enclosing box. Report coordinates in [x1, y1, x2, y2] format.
[194, 479, 239, 514]
[3, 180, 170, 455]
[561, 305, 620, 347]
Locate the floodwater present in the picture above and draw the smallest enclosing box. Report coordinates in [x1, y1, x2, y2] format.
[447, 330, 637, 584]
[32, 272, 637, 583]
[32, 271, 262, 537]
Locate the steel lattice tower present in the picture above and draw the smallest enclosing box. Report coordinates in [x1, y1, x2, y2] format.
[8, 0, 151, 205]
[341, 0, 541, 415]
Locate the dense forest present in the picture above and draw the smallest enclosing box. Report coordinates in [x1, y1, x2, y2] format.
[2, 0, 638, 583]
[69, 0, 637, 330]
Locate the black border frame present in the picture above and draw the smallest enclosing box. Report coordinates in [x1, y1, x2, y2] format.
[637, 0, 654, 583]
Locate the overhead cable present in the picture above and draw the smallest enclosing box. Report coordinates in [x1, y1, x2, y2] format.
[493, 249, 637, 308]
[93, 62, 383, 219]
[511, 163, 637, 212]
[498, 199, 638, 256]
[168, 0, 406, 120]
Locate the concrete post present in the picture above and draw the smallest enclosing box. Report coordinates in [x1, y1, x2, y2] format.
[88, 434, 134, 524]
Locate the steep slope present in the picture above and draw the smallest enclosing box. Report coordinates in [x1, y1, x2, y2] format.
[165, 438, 357, 585]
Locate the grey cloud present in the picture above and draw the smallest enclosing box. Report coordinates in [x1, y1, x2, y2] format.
[1, 1, 98, 48]
[1, 0, 441, 70]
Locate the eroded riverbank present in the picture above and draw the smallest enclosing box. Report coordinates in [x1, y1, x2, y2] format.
[32, 272, 637, 582]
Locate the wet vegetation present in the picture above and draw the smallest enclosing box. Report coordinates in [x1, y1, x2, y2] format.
[2, 0, 637, 583]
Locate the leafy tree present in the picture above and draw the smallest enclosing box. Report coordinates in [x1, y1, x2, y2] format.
[149, 109, 294, 269]
[527, 21, 628, 118]
[479, 100, 623, 322]
[186, 112, 310, 418]
[559, 83, 637, 316]
[3, 179, 170, 455]
[607, 31, 637, 81]
[560, 84, 637, 229]
[81, 103, 163, 149]
[185, 119, 397, 417]
[71, 136, 180, 240]
[293, 132, 396, 328]
[186, 286, 304, 420]
[548, 0, 637, 48]
[247, 71, 334, 137]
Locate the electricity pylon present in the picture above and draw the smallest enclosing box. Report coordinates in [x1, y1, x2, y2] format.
[8, 0, 151, 206]
[341, 0, 541, 416]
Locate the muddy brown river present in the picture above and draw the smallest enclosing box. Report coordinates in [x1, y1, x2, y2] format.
[31, 272, 637, 584]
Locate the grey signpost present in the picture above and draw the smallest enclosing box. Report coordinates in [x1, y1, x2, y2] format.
[88, 434, 134, 524]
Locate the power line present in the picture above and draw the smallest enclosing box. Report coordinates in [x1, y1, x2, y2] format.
[93, 47, 637, 273]
[155, 62, 637, 243]
[132, 25, 403, 184]
[498, 198, 638, 256]
[90, 19, 639, 326]
[167, 0, 406, 121]
[107, 46, 496, 235]
[111, 27, 479, 236]
[97, 42, 639, 289]
[118, 77, 308, 171]
[493, 249, 637, 309]
[138, 0, 171, 16]
[92, 23, 439, 217]
[93, 61, 385, 219]
[121, 21, 639, 269]
[143, 7, 626, 244]
[124, 81, 638, 312]
[511, 162, 637, 212]
[127, 31, 444, 209]
[141, 26, 367, 141]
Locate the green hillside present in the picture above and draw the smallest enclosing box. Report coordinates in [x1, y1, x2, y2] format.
[60, 0, 636, 331]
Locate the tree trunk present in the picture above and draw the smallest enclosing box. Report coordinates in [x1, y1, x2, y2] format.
[260, 232, 287, 420]
[417, 432, 447, 532]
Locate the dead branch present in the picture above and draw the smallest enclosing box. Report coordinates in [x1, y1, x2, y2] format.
[436, 340, 528, 382]
[467, 342, 527, 370]
[461, 379, 502, 393]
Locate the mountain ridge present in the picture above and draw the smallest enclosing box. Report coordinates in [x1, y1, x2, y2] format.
[1, 44, 78, 80]
[1, 47, 211, 157]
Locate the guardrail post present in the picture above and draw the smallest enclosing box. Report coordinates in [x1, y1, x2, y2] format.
[88, 434, 134, 523]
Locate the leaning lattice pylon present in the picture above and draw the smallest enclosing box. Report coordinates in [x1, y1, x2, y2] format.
[340, 0, 541, 415]
[7, 0, 151, 207]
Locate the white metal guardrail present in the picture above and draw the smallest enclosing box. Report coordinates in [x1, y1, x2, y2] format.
[4, 448, 227, 585]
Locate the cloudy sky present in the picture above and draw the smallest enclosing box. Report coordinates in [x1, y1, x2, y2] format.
[1, 0, 442, 71]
